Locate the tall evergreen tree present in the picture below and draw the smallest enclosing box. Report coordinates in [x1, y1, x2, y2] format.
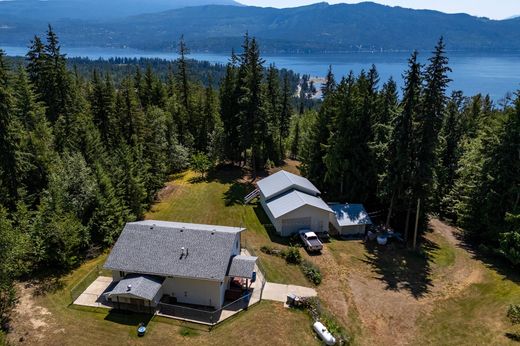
[13, 67, 55, 203]
[413, 37, 451, 227]
[177, 35, 190, 113]
[384, 51, 422, 231]
[279, 73, 292, 161]
[0, 51, 24, 207]
[435, 91, 465, 218]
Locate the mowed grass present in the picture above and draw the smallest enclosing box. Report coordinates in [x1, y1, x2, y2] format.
[21, 253, 318, 346]
[7, 167, 320, 345]
[416, 258, 520, 345]
[147, 168, 309, 286]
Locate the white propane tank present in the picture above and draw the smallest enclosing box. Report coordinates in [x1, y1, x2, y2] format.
[313, 321, 336, 345]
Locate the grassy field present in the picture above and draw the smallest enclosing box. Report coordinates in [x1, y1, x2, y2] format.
[147, 167, 310, 286]
[7, 253, 318, 346]
[6, 164, 520, 345]
[6, 165, 318, 346]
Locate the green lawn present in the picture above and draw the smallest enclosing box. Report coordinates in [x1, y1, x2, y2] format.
[11, 166, 519, 346]
[13, 254, 318, 346]
[416, 255, 520, 345]
[147, 168, 310, 286]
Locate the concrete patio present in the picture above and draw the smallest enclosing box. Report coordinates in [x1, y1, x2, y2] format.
[73, 276, 114, 308]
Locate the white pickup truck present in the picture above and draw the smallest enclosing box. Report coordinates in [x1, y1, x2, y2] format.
[299, 229, 323, 252]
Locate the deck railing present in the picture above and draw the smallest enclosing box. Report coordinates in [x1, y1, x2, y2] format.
[157, 292, 253, 325]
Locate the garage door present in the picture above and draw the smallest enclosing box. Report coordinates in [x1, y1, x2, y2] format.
[281, 217, 312, 236]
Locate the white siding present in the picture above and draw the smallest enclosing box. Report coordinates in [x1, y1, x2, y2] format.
[162, 277, 223, 309]
[278, 205, 330, 237]
[260, 196, 281, 233]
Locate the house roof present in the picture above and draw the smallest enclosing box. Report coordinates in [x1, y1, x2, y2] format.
[257, 170, 321, 200]
[104, 221, 245, 282]
[227, 255, 257, 279]
[109, 274, 164, 301]
[329, 203, 372, 227]
[266, 190, 333, 219]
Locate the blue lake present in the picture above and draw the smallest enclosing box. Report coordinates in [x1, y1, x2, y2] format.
[3, 46, 520, 100]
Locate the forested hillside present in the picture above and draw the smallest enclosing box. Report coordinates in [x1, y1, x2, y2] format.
[2, 2, 520, 52]
[0, 0, 239, 20]
[0, 30, 518, 338]
[0, 29, 298, 332]
[296, 39, 519, 268]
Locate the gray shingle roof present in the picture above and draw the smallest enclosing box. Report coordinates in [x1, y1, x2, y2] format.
[257, 170, 321, 200]
[329, 203, 372, 226]
[109, 274, 164, 301]
[227, 255, 257, 279]
[104, 221, 244, 281]
[266, 190, 333, 219]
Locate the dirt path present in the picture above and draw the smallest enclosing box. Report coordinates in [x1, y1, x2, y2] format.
[7, 284, 61, 345]
[327, 219, 488, 346]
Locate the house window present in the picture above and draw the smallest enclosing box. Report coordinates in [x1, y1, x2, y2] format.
[119, 271, 125, 278]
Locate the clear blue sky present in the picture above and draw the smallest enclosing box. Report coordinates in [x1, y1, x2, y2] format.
[237, 1, 520, 20]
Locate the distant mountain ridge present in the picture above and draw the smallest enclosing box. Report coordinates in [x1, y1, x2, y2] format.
[0, 0, 240, 20]
[1, 2, 520, 53]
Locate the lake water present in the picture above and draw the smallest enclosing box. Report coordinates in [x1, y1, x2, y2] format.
[3, 46, 520, 100]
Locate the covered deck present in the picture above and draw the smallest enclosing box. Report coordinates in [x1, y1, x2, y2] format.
[157, 253, 264, 325]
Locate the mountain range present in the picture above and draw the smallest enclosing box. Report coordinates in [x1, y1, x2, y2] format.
[1, 1, 520, 53]
[0, 0, 240, 20]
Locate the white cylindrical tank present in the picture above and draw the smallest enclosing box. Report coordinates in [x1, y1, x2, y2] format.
[377, 235, 388, 245]
[313, 321, 336, 345]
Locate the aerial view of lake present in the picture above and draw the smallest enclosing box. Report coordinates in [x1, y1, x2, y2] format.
[3, 46, 520, 100]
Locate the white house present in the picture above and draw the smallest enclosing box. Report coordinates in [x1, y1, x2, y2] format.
[329, 203, 372, 236]
[256, 170, 333, 237]
[103, 220, 257, 312]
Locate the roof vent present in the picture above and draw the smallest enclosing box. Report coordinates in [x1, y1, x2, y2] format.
[181, 247, 185, 256]
[180, 229, 184, 232]
[127, 284, 132, 291]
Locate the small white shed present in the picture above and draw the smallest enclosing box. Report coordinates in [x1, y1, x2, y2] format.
[329, 203, 372, 236]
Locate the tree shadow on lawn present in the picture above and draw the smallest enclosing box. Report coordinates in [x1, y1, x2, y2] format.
[362, 237, 437, 299]
[453, 229, 520, 285]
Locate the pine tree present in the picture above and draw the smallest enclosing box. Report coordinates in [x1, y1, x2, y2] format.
[300, 72, 337, 190]
[13, 67, 55, 203]
[384, 51, 422, 231]
[116, 77, 145, 147]
[290, 119, 301, 159]
[177, 35, 190, 113]
[321, 65, 336, 98]
[265, 64, 280, 162]
[89, 70, 116, 147]
[435, 91, 465, 218]
[279, 73, 292, 161]
[0, 50, 24, 207]
[42, 25, 71, 123]
[413, 37, 452, 227]
[88, 165, 127, 246]
[220, 57, 241, 162]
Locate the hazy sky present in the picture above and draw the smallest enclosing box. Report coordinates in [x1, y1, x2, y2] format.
[238, 1, 520, 20]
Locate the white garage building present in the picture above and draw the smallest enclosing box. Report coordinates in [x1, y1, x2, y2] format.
[329, 203, 372, 236]
[256, 170, 333, 237]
